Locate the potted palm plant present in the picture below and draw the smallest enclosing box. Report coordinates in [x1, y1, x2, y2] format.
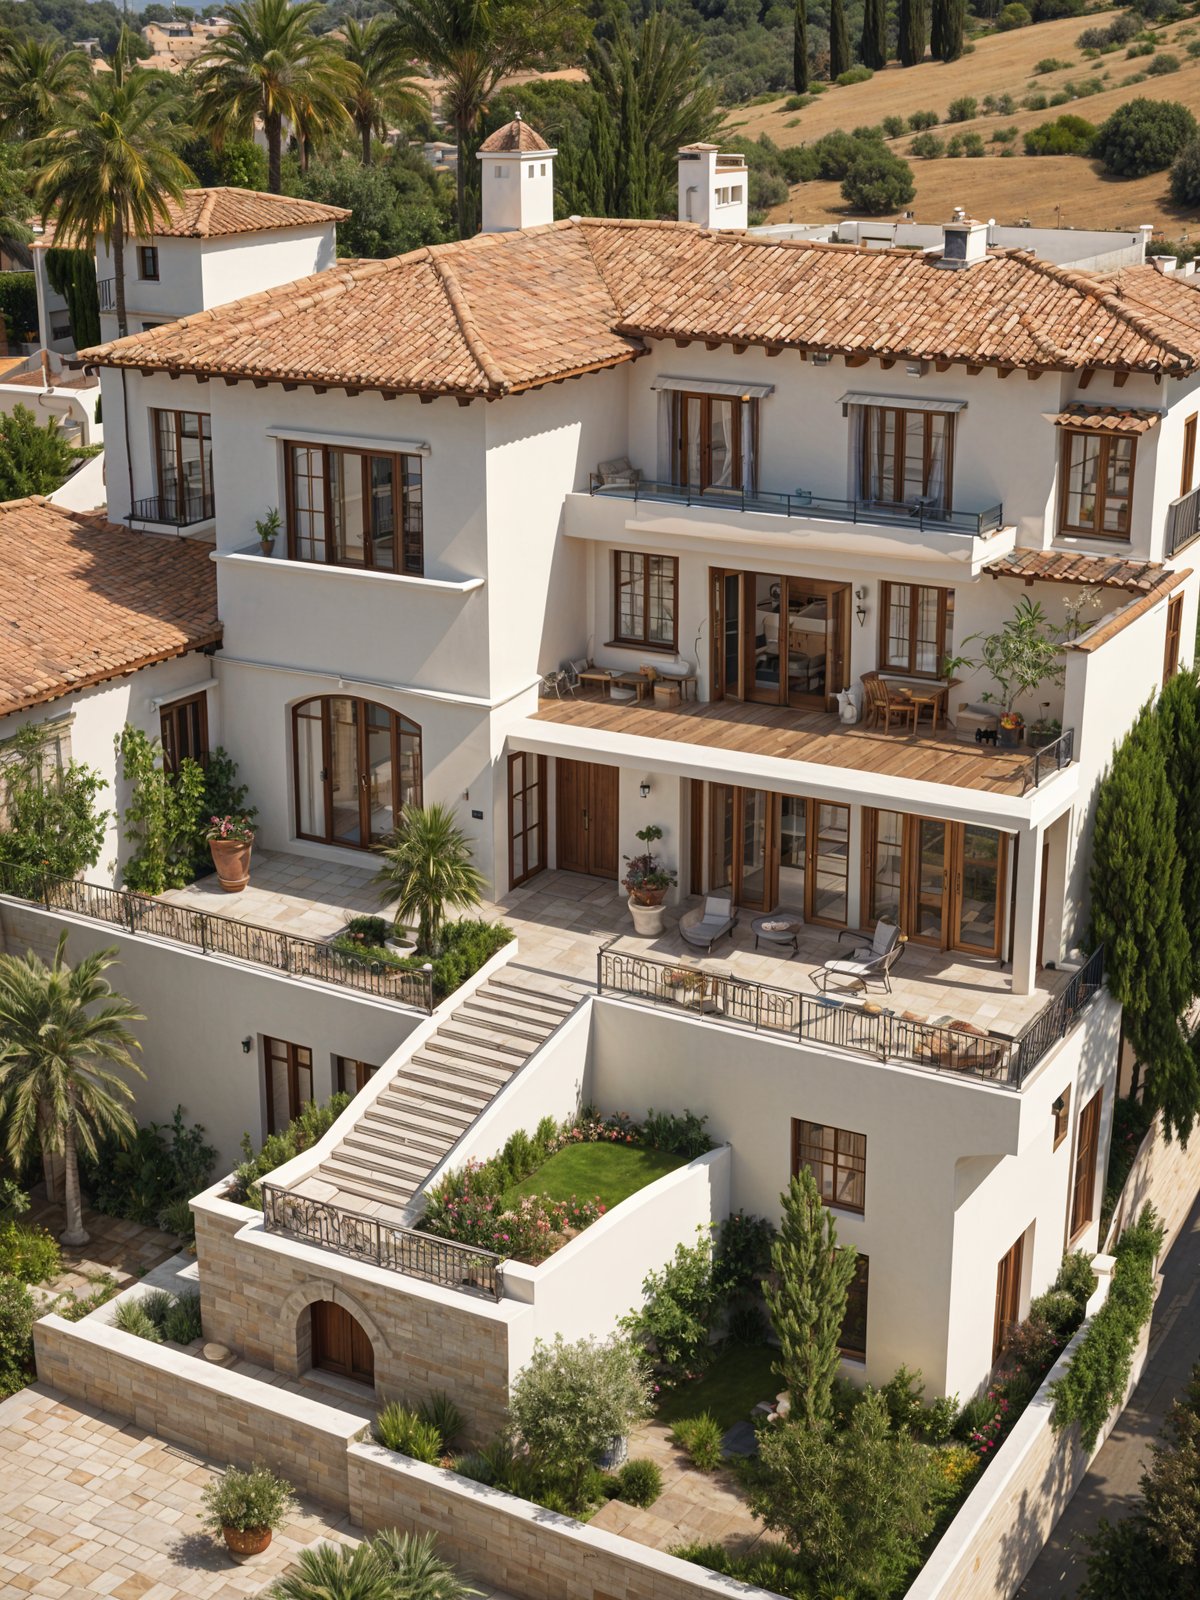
[623, 824, 677, 936]
[200, 1463, 294, 1557]
[372, 802, 486, 956]
[205, 815, 256, 893]
[255, 507, 281, 557]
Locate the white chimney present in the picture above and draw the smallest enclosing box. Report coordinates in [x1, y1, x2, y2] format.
[476, 113, 556, 234]
[678, 145, 748, 231]
[939, 215, 988, 269]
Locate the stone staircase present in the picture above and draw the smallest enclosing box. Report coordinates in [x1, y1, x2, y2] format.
[290, 969, 580, 1223]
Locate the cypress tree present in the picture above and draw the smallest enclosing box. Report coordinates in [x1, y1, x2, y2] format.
[829, 0, 852, 80]
[793, 0, 810, 94]
[934, 0, 965, 61]
[1158, 667, 1200, 993]
[899, 0, 927, 67]
[1091, 705, 1199, 1140]
[763, 1169, 858, 1430]
[860, 0, 887, 72]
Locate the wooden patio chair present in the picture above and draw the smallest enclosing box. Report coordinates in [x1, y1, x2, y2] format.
[861, 672, 917, 733]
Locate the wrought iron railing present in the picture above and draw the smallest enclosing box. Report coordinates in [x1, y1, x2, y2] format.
[1167, 483, 1200, 556]
[0, 863, 434, 1013]
[1029, 727, 1075, 789]
[260, 1183, 504, 1299]
[588, 476, 1005, 537]
[130, 492, 215, 527]
[596, 941, 1105, 1089]
[97, 277, 116, 312]
[1010, 946, 1105, 1086]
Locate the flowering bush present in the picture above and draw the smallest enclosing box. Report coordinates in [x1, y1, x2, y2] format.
[204, 814, 255, 844]
[966, 1386, 1012, 1457]
[548, 1111, 641, 1152]
[423, 1164, 604, 1263]
[932, 1443, 981, 1498]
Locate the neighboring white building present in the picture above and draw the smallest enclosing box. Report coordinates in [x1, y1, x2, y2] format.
[18, 127, 1200, 1399]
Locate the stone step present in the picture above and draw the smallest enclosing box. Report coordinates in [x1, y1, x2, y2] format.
[483, 976, 578, 1013]
[404, 1049, 510, 1093]
[367, 1096, 473, 1140]
[317, 1162, 417, 1211]
[345, 1120, 445, 1163]
[452, 1004, 555, 1046]
[467, 989, 564, 1024]
[418, 1038, 520, 1077]
[435, 1022, 531, 1058]
[333, 1140, 432, 1184]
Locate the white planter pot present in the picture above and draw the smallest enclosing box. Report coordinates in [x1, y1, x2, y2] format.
[628, 897, 666, 937]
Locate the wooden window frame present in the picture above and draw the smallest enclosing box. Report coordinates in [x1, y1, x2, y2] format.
[291, 695, 422, 851]
[507, 751, 547, 888]
[334, 1055, 378, 1095]
[159, 691, 209, 775]
[792, 1118, 866, 1214]
[670, 390, 748, 492]
[1070, 1088, 1103, 1242]
[138, 245, 159, 281]
[862, 809, 1008, 959]
[878, 581, 954, 680]
[1164, 593, 1184, 685]
[840, 1254, 869, 1361]
[861, 406, 955, 511]
[1053, 1084, 1071, 1152]
[264, 1036, 313, 1134]
[1058, 429, 1137, 541]
[993, 1231, 1025, 1362]
[152, 408, 213, 513]
[284, 440, 424, 576]
[611, 550, 679, 652]
[1183, 413, 1198, 498]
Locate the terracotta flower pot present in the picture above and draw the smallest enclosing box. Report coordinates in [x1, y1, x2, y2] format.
[626, 884, 667, 907]
[222, 1525, 272, 1556]
[209, 837, 253, 893]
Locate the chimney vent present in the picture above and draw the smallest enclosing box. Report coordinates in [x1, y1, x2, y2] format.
[938, 215, 988, 269]
[677, 145, 748, 231]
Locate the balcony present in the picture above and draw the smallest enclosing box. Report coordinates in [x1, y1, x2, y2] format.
[1167, 483, 1200, 555]
[97, 277, 115, 313]
[129, 492, 215, 528]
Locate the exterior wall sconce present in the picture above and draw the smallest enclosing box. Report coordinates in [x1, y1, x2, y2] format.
[855, 586, 869, 628]
[640, 779, 652, 798]
[241, 1037, 253, 1053]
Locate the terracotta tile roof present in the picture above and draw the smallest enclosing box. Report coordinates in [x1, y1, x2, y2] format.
[80, 220, 1200, 400]
[0, 498, 221, 717]
[1049, 403, 1161, 434]
[985, 547, 1173, 593]
[478, 117, 549, 153]
[1072, 568, 1190, 652]
[146, 188, 349, 238]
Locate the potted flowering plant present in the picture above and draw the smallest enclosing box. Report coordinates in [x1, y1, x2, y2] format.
[201, 1463, 294, 1556]
[205, 815, 256, 893]
[622, 824, 677, 937]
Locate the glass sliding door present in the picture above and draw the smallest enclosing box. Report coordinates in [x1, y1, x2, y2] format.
[778, 795, 806, 910]
[863, 809, 1008, 956]
[673, 392, 744, 492]
[739, 788, 770, 911]
[329, 697, 362, 846]
[913, 818, 948, 946]
[811, 803, 850, 926]
[292, 697, 422, 851]
[751, 576, 783, 701]
[711, 569, 849, 711]
[953, 825, 1006, 957]
[865, 810, 904, 928]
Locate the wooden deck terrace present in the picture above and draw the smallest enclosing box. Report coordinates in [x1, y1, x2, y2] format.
[534, 692, 1050, 795]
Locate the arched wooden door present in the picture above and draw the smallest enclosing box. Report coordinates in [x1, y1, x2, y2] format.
[310, 1301, 374, 1386]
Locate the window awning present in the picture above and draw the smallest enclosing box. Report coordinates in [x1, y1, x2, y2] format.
[839, 392, 968, 414]
[651, 375, 774, 400]
[1048, 403, 1161, 436]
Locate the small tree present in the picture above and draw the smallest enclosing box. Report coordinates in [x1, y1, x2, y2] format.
[747, 1391, 937, 1593]
[622, 1233, 715, 1383]
[372, 802, 485, 954]
[793, 0, 810, 94]
[829, 0, 852, 78]
[764, 1168, 858, 1431]
[1157, 669, 1200, 995]
[840, 149, 915, 214]
[43, 248, 100, 349]
[0, 405, 94, 499]
[1170, 138, 1200, 207]
[1095, 98, 1197, 178]
[0, 725, 107, 887]
[509, 1334, 651, 1508]
[860, 0, 887, 69]
[949, 597, 1065, 717]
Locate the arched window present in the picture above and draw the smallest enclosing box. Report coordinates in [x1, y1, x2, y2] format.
[292, 696, 421, 850]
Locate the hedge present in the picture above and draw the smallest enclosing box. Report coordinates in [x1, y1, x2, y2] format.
[0, 274, 37, 346]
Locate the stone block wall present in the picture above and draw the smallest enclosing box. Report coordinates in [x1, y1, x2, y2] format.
[33, 1313, 366, 1508]
[1105, 1107, 1200, 1253]
[192, 1186, 527, 1442]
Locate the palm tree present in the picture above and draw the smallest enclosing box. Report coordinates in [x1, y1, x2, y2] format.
[340, 16, 430, 166]
[29, 55, 193, 339]
[372, 1530, 480, 1599]
[268, 1542, 394, 1600]
[0, 38, 89, 142]
[194, 0, 354, 195]
[373, 802, 485, 954]
[0, 934, 144, 1247]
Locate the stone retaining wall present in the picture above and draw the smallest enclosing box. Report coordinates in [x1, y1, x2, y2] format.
[1104, 1107, 1200, 1253]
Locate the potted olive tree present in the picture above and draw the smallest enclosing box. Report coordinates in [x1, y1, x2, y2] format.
[946, 598, 1065, 749]
[201, 1463, 294, 1556]
[622, 824, 677, 937]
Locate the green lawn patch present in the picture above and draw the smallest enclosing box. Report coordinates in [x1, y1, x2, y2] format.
[656, 1342, 779, 1432]
[504, 1142, 685, 1210]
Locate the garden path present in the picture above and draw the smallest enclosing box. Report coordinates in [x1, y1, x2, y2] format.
[24, 1192, 179, 1307]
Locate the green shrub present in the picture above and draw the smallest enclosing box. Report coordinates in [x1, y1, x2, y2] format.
[201, 1464, 295, 1534]
[1095, 97, 1197, 175]
[0, 1221, 60, 1284]
[1023, 91, 1050, 111]
[1148, 51, 1181, 73]
[1054, 1248, 1099, 1313]
[882, 114, 906, 137]
[0, 273, 37, 343]
[0, 1275, 34, 1396]
[1101, 1095, 1155, 1237]
[334, 918, 513, 1001]
[113, 1300, 163, 1343]
[55, 1273, 118, 1323]
[947, 95, 978, 122]
[1024, 113, 1097, 154]
[158, 1198, 195, 1242]
[0, 725, 108, 885]
[998, 3, 1032, 26]
[164, 1292, 203, 1344]
[140, 1289, 175, 1330]
[449, 1450, 492, 1483]
[962, 132, 985, 156]
[641, 1108, 712, 1159]
[992, 125, 1020, 143]
[1050, 90, 1072, 106]
[375, 1402, 445, 1463]
[911, 131, 945, 157]
[712, 1211, 775, 1304]
[368, 1529, 477, 1598]
[617, 1457, 663, 1506]
[840, 149, 915, 213]
[416, 1391, 464, 1451]
[881, 1364, 926, 1434]
[229, 1095, 351, 1207]
[1127, 39, 1156, 57]
[1189, 38, 1200, 56]
[946, 134, 965, 156]
[921, 1392, 962, 1444]
[670, 1539, 809, 1596]
[623, 1235, 714, 1382]
[1035, 56, 1072, 73]
[783, 94, 808, 110]
[671, 1412, 724, 1471]
[1051, 1205, 1164, 1450]
[79, 1106, 216, 1227]
[836, 65, 873, 84]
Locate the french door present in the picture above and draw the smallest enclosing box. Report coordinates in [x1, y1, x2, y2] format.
[993, 1231, 1025, 1362]
[863, 811, 1008, 956]
[508, 752, 547, 888]
[672, 391, 744, 492]
[708, 785, 848, 922]
[264, 1036, 313, 1134]
[711, 569, 850, 711]
[293, 696, 421, 850]
[556, 759, 619, 878]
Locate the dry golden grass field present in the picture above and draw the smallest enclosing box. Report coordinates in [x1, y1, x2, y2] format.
[724, 8, 1200, 234]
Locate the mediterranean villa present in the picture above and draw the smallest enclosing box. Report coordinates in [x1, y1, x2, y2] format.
[6, 125, 1200, 1498]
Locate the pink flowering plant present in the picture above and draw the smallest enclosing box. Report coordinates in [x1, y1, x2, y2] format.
[204, 814, 256, 844]
[423, 1162, 604, 1263]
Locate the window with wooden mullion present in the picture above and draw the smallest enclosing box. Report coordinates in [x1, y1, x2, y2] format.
[613, 550, 678, 650]
[285, 442, 423, 575]
[792, 1117, 866, 1213]
[1070, 1089, 1103, 1240]
[840, 1253, 869, 1360]
[1060, 430, 1135, 539]
[153, 409, 213, 519]
[879, 582, 954, 679]
[862, 407, 953, 511]
[159, 692, 209, 774]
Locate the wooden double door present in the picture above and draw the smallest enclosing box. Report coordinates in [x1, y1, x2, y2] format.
[556, 760, 619, 878]
[863, 810, 1008, 958]
[707, 784, 850, 922]
[310, 1301, 374, 1386]
[712, 569, 850, 712]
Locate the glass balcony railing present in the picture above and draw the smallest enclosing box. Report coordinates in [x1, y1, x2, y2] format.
[588, 476, 1004, 537]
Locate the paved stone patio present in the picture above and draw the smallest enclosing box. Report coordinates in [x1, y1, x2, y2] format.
[159, 850, 1069, 1037]
[0, 1385, 518, 1600]
[26, 1195, 180, 1307]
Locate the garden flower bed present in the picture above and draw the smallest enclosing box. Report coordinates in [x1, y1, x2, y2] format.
[329, 916, 512, 1000]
